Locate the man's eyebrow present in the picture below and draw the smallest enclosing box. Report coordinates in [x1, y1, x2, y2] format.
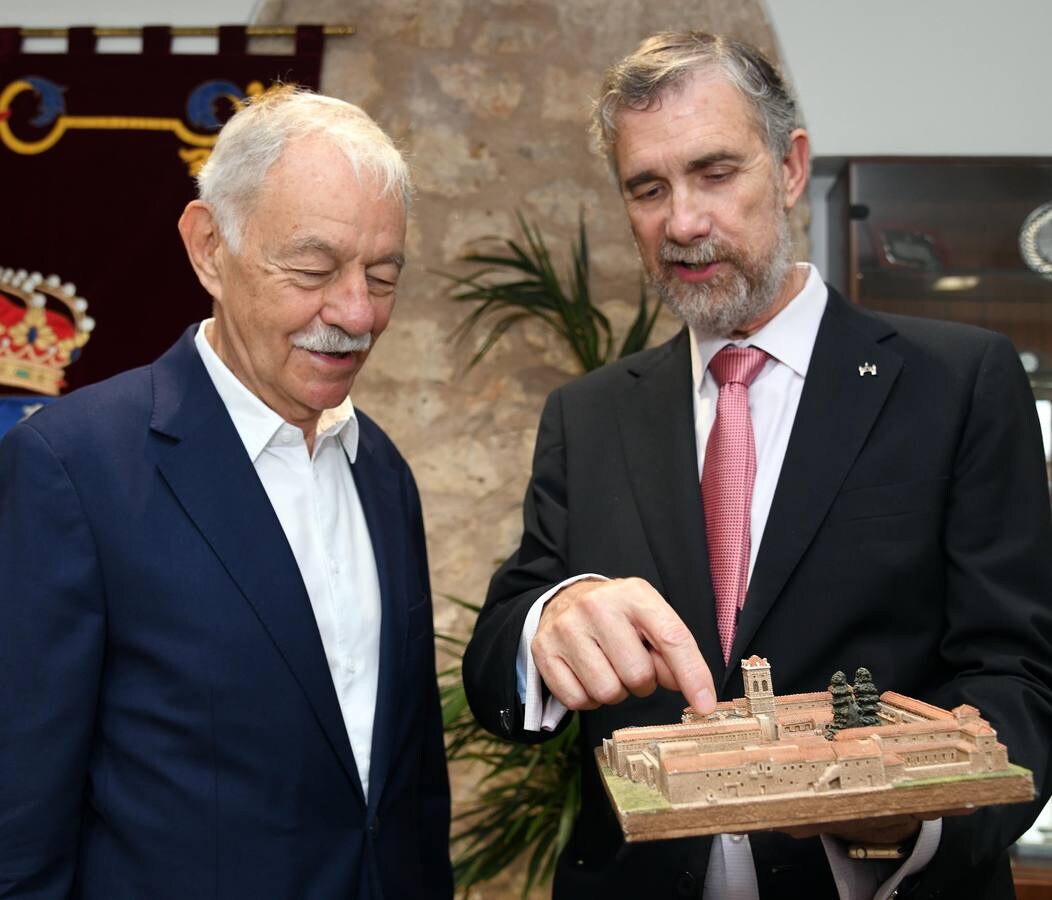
[282, 240, 404, 269]
[685, 151, 745, 173]
[623, 169, 661, 193]
[374, 253, 405, 270]
[285, 235, 337, 256]
[623, 152, 745, 193]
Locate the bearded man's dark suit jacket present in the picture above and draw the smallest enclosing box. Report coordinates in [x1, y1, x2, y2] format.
[463, 288, 1052, 900]
[0, 328, 452, 899]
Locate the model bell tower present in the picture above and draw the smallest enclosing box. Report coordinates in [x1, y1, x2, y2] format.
[742, 655, 775, 717]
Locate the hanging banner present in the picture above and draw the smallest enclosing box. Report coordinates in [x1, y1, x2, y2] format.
[0, 25, 324, 430]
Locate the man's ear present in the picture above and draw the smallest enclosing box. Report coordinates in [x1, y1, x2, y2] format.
[781, 128, 810, 210]
[178, 200, 226, 300]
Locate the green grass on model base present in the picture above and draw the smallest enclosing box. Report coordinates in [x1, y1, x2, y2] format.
[599, 763, 671, 812]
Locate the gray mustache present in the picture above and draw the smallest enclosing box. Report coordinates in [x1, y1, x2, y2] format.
[292, 324, 371, 354]
[659, 241, 724, 266]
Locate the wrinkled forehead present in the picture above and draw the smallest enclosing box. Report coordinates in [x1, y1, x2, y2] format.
[612, 73, 770, 180]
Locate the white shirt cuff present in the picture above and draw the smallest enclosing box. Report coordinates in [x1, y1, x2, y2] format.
[821, 818, 942, 900]
[517, 573, 608, 732]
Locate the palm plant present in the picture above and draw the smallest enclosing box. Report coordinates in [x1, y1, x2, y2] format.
[443, 212, 659, 372]
[438, 599, 579, 897]
[437, 218, 659, 897]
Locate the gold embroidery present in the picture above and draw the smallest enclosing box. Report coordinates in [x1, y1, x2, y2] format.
[1, 78, 268, 174]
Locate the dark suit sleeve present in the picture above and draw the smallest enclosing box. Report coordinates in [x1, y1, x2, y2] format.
[405, 470, 454, 897]
[463, 389, 577, 745]
[911, 335, 1052, 895]
[0, 422, 105, 897]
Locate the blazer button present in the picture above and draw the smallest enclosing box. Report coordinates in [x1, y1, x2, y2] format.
[369, 817, 380, 839]
[499, 707, 513, 734]
[675, 871, 697, 897]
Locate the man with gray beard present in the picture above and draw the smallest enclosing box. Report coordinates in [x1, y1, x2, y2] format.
[463, 32, 1052, 900]
[0, 87, 452, 899]
[654, 200, 794, 340]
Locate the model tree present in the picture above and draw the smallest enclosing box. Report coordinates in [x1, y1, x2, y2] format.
[854, 667, 881, 726]
[826, 670, 858, 738]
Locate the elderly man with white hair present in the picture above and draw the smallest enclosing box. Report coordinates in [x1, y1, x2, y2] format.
[0, 86, 452, 900]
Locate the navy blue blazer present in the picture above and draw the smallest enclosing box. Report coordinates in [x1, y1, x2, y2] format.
[0, 327, 452, 899]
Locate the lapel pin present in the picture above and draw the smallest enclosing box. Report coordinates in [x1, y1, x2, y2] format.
[858, 362, 878, 377]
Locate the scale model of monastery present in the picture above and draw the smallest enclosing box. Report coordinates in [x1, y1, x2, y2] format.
[598, 656, 1032, 840]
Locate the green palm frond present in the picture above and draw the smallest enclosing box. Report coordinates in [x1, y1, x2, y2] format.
[620, 276, 662, 358]
[440, 656, 581, 896]
[438, 593, 581, 898]
[439, 212, 658, 373]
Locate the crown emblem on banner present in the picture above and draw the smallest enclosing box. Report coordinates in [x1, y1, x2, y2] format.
[0, 268, 95, 396]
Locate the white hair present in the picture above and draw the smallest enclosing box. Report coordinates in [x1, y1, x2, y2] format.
[196, 85, 412, 252]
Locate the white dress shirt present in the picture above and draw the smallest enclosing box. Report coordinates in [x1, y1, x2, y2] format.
[516, 265, 938, 899]
[194, 321, 382, 797]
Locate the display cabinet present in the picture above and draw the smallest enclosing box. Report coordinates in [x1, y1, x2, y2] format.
[825, 158, 1052, 485]
[825, 158, 1052, 396]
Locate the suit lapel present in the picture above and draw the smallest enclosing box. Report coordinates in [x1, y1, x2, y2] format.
[616, 331, 727, 685]
[149, 329, 365, 802]
[351, 435, 408, 813]
[724, 293, 902, 690]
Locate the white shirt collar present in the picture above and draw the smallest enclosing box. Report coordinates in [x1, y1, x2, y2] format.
[193, 319, 359, 463]
[689, 263, 829, 389]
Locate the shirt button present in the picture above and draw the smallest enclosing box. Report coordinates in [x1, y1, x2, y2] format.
[730, 834, 745, 844]
[330, 558, 339, 573]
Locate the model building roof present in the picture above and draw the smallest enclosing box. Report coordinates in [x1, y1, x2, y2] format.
[611, 719, 759, 741]
[775, 691, 831, 705]
[959, 721, 997, 737]
[952, 704, 981, 719]
[662, 741, 834, 772]
[880, 692, 955, 720]
[831, 740, 883, 760]
[836, 720, 960, 742]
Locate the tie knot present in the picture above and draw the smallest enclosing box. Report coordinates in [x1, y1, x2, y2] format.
[707, 345, 768, 388]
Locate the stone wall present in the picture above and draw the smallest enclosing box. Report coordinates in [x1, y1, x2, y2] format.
[255, 2, 805, 894]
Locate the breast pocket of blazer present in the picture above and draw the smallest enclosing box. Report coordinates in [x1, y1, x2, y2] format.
[826, 476, 949, 524]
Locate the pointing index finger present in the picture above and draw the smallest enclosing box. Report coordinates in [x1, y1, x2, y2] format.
[636, 603, 716, 715]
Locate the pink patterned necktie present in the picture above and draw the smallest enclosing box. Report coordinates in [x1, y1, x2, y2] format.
[702, 345, 768, 663]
